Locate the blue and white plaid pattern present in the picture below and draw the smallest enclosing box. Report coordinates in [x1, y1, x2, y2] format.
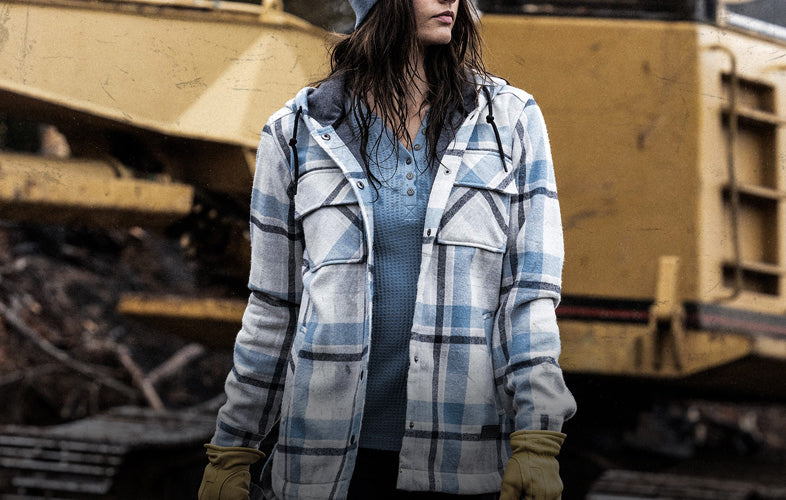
[213, 77, 576, 498]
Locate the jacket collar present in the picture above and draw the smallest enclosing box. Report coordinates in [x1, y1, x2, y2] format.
[289, 71, 505, 129]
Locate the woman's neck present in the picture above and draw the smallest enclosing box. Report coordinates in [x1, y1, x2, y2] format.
[363, 50, 430, 148]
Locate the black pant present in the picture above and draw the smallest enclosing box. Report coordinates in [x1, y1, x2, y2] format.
[347, 448, 499, 500]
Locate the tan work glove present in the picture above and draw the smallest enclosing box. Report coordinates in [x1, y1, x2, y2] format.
[499, 430, 566, 500]
[198, 444, 265, 500]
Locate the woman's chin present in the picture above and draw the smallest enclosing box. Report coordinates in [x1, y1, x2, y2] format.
[419, 33, 453, 46]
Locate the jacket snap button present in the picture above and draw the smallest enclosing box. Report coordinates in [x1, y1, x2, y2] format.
[322, 133, 331, 140]
[407, 188, 415, 196]
[357, 181, 364, 189]
[413, 144, 422, 151]
[406, 158, 412, 165]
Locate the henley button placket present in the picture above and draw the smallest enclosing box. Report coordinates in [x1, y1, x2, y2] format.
[403, 153, 417, 207]
[349, 105, 436, 451]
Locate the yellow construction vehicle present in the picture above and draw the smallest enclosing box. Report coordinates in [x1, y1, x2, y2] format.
[478, 0, 786, 494]
[1, 0, 786, 496]
[481, 0, 786, 401]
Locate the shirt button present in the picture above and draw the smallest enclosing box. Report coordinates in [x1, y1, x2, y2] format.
[413, 144, 422, 151]
[357, 181, 365, 189]
[414, 355, 419, 363]
[407, 188, 415, 196]
[322, 133, 331, 140]
[406, 158, 412, 165]
[406, 172, 414, 180]
[409, 421, 414, 429]
[350, 435, 355, 444]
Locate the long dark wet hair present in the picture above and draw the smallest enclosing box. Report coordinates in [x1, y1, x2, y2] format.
[318, 0, 490, 185]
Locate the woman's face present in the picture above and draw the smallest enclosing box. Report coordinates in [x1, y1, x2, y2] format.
[413, 0, 459, 46]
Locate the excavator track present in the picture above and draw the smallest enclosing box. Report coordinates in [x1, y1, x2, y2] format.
[0, 407, 216, 500]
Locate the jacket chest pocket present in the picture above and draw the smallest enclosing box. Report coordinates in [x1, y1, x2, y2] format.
[437, 152, 517, 253]
[295, 168, 366, 270]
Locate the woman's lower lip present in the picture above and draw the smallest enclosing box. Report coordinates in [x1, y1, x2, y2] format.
[435, 15, 453, 23]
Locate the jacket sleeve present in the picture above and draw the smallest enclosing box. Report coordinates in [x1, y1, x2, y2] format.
[212, 113, 303, 448]
[494, 97, 576, 433]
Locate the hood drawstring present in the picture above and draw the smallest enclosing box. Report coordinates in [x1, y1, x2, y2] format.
[482, 86, 508, 173]
[289, 107, 304, 195]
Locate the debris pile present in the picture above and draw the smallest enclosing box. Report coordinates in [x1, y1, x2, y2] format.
[0, 221, 234, 427]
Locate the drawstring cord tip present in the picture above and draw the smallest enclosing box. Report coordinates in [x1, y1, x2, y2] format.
[289, 107, 304, 195]
[482, 88, 508, 173]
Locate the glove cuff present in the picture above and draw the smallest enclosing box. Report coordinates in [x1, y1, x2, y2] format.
[204, 443, 265, 468]
[509, 429, 566, 457]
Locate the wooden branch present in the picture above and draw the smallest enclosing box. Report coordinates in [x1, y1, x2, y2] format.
[145, 343, 205, 387]
[0, 301, 137, 399]
[114, 343, 165, 410]
[0, 363, 60, 388]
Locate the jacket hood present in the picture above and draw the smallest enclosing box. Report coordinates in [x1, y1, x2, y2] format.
[287, 72, 507, 129]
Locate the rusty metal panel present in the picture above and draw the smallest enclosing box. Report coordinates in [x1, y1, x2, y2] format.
[117, 294, 247, 347]
[0, 152, 194, 227]
[0, 0, 329, 149]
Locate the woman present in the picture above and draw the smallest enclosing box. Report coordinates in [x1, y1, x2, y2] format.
[198, 0, 576, 498]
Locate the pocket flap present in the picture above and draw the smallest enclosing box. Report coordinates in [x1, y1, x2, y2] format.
[453, 151, 517, 195]
[295, 169, 358, 219]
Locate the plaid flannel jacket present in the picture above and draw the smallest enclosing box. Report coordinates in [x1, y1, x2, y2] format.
[212, 76, 576, 499]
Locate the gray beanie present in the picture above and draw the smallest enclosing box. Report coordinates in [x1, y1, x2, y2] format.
[349, 0, 380, 28]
